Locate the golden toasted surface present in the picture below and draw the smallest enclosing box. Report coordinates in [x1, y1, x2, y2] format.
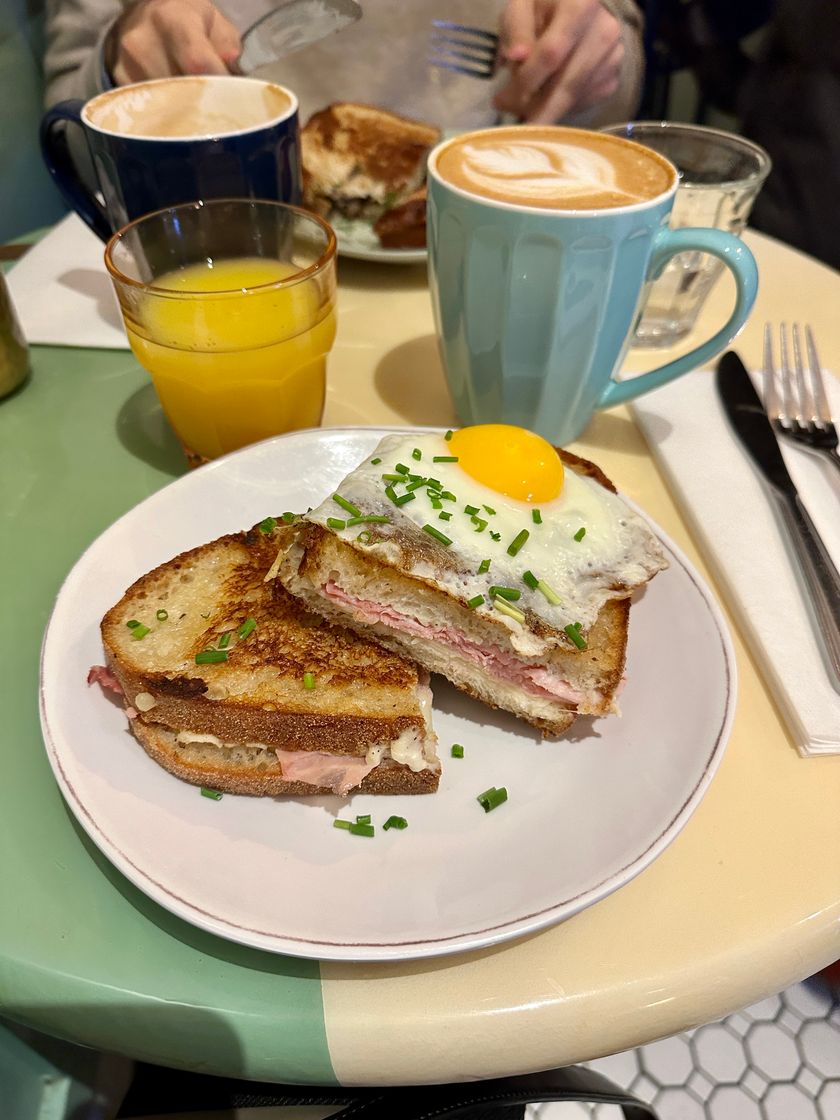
[102, 521, 431, 753]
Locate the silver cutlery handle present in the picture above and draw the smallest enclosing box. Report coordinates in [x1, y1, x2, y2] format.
[774, 491, 840, 690]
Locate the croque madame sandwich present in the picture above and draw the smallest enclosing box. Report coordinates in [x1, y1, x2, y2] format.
[90, 519, 439, 796]
[301, 102, 439, 245]
[272, 426, 669, 736]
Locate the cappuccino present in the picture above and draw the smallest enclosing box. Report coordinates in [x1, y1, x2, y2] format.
[433, 126, 674, 211]
[85, 76, 294, 140]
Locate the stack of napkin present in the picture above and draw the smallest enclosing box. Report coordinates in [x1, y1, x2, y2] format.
[633, 367, 840, 756]
[7, 213, 128, 349]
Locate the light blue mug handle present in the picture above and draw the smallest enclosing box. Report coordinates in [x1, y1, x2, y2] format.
[597, 227, 759, 409]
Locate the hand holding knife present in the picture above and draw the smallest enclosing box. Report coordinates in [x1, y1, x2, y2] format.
[716, 351, 840, 691]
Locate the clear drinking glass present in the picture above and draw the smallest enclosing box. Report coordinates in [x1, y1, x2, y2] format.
[602, 122, 771, 348]
[105, 198, 337, 466]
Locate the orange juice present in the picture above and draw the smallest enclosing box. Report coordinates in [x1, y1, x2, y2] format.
[124, 256, 336, 462]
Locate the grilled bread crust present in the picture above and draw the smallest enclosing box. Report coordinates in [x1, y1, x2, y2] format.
[274, 451, 631, 736]
[132, 722, 439, 797]
[301, 102, 440, 223]
[373, 186, 427, 249]
[101, 522, 438, 792]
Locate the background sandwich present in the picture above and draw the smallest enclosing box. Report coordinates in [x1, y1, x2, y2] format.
[93, 519, 439, 797]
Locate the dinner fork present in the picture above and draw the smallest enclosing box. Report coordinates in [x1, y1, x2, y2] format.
[763, 322, 840, 480]
[429, 20, 500, 79]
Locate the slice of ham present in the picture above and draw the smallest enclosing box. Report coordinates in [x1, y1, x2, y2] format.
[323, 580, 593, 707]
[275, 748, 376, 796]
[87, 665, 123, 693]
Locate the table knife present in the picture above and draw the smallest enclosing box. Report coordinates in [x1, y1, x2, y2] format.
[238, 0, 362, 72]
[716, 350, 840, 690]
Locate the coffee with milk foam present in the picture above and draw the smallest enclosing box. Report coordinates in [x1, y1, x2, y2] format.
[86, 76, 293, 140]
[434, 126, 675, 211]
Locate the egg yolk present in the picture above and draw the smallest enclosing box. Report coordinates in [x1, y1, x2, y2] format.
[448, 424, 564, 503]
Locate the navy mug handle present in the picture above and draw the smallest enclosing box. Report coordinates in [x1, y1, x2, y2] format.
[40, 100, 112, 242]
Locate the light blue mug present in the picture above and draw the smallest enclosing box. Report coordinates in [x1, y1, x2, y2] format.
[427, 125, 759, 445]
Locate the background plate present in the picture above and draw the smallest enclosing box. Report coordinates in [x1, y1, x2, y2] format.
[39, 427, 736, 962]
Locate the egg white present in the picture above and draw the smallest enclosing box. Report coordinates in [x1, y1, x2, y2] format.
[307, 432, 667, 640]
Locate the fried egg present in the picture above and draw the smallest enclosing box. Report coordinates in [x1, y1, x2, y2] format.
[307, 425, 667, 643]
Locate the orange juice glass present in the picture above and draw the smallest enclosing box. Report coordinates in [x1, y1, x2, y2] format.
[105, 198, 337, 466]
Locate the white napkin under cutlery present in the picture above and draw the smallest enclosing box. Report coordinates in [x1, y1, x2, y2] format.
[633, 367, 840, 756]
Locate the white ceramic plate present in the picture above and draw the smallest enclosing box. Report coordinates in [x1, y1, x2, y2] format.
[328, 216, 427, 265]
[40, 427, 736, 962]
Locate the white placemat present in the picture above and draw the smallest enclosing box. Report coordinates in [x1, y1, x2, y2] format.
[8, 213, 128, 349]
[632, 366, 840, 756]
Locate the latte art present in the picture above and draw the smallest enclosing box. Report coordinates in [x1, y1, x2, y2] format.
[434, 126, 675, 211]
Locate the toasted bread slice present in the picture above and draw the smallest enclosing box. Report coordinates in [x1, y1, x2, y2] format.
[273, 445, 667, 737]
[301, 102, 440, 223]
[98, 520, 439, 796]
[373, 185, 428, 249]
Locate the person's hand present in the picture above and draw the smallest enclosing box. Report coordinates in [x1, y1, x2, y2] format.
[494, 0, 625, 123]
[104, 0, 242, 86]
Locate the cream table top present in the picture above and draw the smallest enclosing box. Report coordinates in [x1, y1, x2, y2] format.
[316, 229, 840, 1084]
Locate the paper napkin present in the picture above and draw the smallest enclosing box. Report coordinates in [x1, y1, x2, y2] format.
[632, 367, 840, 756]
[7, 213, 128, 349]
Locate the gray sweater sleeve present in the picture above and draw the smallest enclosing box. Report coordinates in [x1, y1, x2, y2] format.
[43, 0, 122, 107]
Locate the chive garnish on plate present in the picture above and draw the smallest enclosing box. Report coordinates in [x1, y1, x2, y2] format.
[507, 529, 529, 556]
[574, 527, 586, 541]
[201, 788, 223, 800]
[196, 649, 228, 664]
[217, 631, 232, 649]
[477, 786, 507, 812]
[422, 524, 452, 546]
[564, 622, 587, 649]
[349, 822, 375, 837]
[478, 559, 490, 574]
[258, 516, 277, 534]
[494, 599, 525, 623]
[303, 671, 316, 690]
[522, 570, 539, 590]
[433, 455, 459, 463]
[156, 609, 168, 621]
[467, 594, 485, 609]
[532, 509, 542, 524]
[383, 815, 408, 830]
[237, 618, 256, 639]
[489, 585, 521, 601]
[451, 744, 464, 758]
[326, 517, 346, 531]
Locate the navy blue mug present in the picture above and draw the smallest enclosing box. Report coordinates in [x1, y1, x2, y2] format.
[40, 75, 301, 242]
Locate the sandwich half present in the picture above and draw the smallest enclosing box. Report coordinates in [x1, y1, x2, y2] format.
[93, 519, 439, 796]
[272, 428, 669, 736]
[301, 102, 440, 229]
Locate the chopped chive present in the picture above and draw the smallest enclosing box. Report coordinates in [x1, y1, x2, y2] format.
[451, 744, 464, 758]
[471, 516, 488, 533]
[433, 455, 459, 463]
[258, 516, 277, 534]
[281, 511, 296, 523]
[483, 504, 496, 516]
[494, 599, 525, 623]
[217, 631, 232, 649]
[426, 477, 443, 491]
[478, 559, 491, 574]
[195, 649, 228, 664]
[422, 524, 452, 546]
[201, 787, 223, 800]
[522, 570, 539, 590]
[332, 493, 361, 517]
[407, 473, 424, 482]
[464, 504, 479, 515]
[490, 531, 502, 541]
[349, 822, 375, 837]
[130, 624, 150, 640]
[574, 527, 586, 542]
[564, 622, 587, 650]
[326, 517, 347, 531]
[439, 511, 452, 521]
[126, 619, 142, 629]
[536, 580, 562, 606]
[381, 472, 404, 482]
[303, 671, 316, 690]
[507, 529, 529, 556]
[156, 608, 169, 621]
[466, 594, 485, 609]
[477, 786, 508, 812]
[383, 815, 408, 830]
[440, 491, 456, 501]
[333, 818, 352, 830]
[412, 448, 422, 460]
[430, 497, 443, 510]
[346, 514, 390, 526]
[395, 463, 410, 474]
[405, 479, 427, 492]
[371, 457, 382, 465]
[392, 491, 416, 507]
[489, 585, 521, 601]
[445, 429, 454, 440]
[532, 509, 542, 525]
[355, 813, 372, 825]
[237, 617, 256, 639]
[357, 530, 373, 544]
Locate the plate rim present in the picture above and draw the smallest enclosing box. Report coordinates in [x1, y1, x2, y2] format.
[39, 425, 737, 961]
